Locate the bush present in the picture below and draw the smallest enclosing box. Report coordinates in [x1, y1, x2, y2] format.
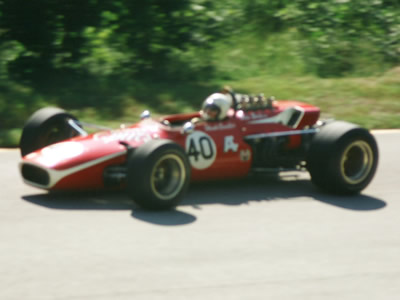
[284, 0, 400, 77]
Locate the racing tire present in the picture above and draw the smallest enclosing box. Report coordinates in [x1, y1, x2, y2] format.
[126, 139, 191, 210]
[306, 121, 378, 194]
[19, 107, 79, 157]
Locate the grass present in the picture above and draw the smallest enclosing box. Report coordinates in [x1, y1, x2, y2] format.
[221, 68, 400, 129]
[60, 67, 400, 131]
[2, 68, 399, 148]
[1, 32, 399, 148]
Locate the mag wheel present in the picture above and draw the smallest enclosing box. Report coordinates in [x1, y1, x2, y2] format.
[20, 107, 79, 157]
[340, 140, 375, 185]
[127, 139, 191, 210]
[150, 153, 187, 201]
[307, 121, 378, 194]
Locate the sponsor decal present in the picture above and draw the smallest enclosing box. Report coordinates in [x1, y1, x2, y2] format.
[224, 135, 239, 153]
[238, 112, 268, 121]
[94, 128, 153, 144]
[186, 131, 217, 170]
[205, 123, 236, 131]
[240, 149, 251, 162]
[249, 112, 268, 119]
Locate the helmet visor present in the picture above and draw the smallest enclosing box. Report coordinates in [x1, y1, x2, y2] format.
[202, 104, 220, 120]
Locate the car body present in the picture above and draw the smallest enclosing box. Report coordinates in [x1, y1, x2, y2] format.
[19, 93, 378, 210]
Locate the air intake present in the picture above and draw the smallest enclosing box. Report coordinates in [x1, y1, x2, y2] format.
[21, 164, 50, 186]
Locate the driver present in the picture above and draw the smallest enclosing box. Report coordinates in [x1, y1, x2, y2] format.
[201, 93, 232, 121]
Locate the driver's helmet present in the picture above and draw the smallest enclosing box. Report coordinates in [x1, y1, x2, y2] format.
[201, 93, 232, 121]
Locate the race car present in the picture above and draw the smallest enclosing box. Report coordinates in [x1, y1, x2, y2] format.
[19, 89, 379, 210]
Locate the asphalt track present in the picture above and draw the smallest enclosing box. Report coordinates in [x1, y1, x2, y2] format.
[1, 131, 399, 300]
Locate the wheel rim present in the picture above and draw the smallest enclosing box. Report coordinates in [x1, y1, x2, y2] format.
[150, 154, 186, 201]
[340, 140, 374, 185]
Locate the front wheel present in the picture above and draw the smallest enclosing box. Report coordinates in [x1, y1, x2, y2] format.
[126, 139, 191, 210]
[19, 107, 79, 157]
[306, 121, 378, 194]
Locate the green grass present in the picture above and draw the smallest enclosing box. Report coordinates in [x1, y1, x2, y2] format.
[2, 68, 399, 148]
[1, 32, 399, 148]
[221, 68, 400, 129]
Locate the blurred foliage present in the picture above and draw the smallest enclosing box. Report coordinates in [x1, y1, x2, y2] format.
[1, 0, 398, 82]
[284, 0, 400, 76]
[0, 0, 399, 133]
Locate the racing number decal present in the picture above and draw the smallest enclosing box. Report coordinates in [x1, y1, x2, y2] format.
[188, 137, 213, 160]
[186, 131, 217, 169]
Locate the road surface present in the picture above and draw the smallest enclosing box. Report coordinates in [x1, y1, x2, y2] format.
[0, 131, 399, 300]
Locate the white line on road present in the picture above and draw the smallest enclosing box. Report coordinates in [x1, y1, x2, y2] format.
[0, 148, 17, 152]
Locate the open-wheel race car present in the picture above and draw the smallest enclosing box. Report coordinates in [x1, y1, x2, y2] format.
[19, 89, 379, 210]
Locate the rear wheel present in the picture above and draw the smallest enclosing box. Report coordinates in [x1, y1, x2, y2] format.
[340, 140, 375, 185]
[307, 121, 378, 194]
[19, 107, 80, 157]
[126, 139, 191, 210]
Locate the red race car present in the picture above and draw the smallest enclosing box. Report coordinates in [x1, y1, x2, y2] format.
[19, 89, 378, 210]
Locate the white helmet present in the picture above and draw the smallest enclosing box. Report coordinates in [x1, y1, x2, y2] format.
[201, 93, 232, 121]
